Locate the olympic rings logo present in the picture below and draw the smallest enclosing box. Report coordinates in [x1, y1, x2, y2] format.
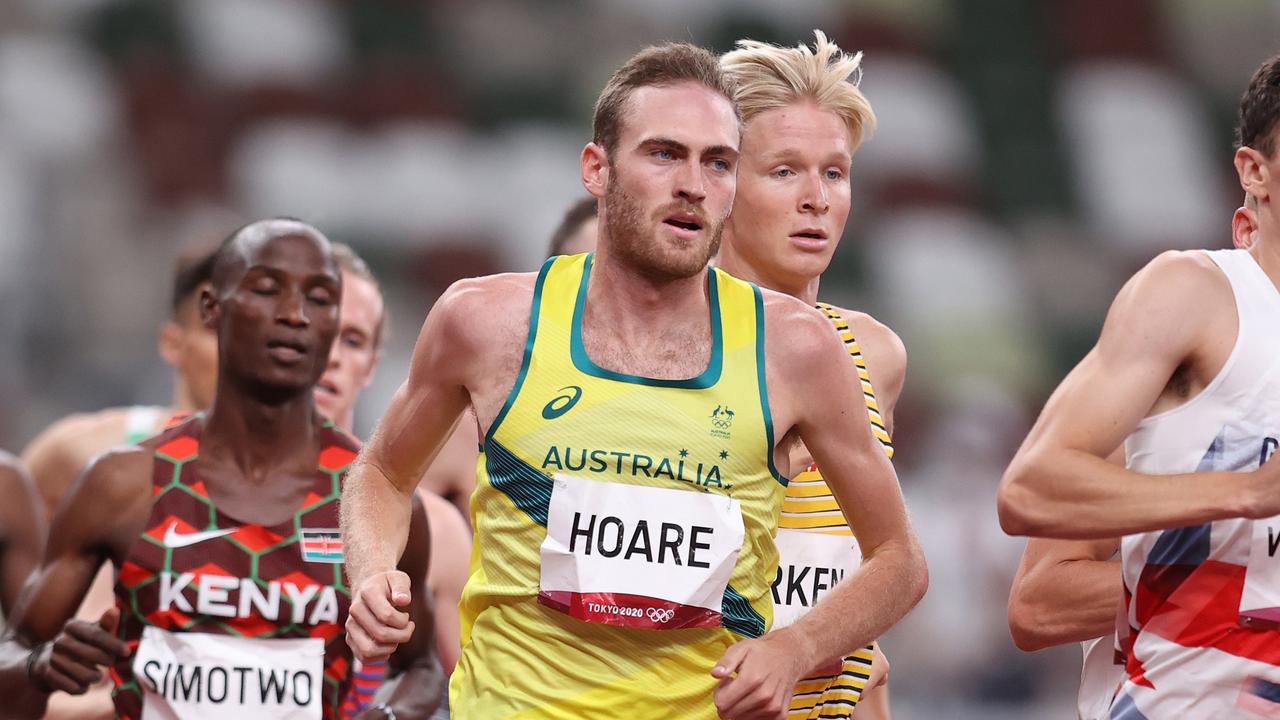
[646, 607, 675, 624]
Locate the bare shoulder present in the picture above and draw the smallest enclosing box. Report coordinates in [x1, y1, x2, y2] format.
[759, 288, 847, 366]
[21, 407, 133, 468]
[435, 272, 538, 331]
[1122, 250, 1231, 313]
[64, 444, 154, 517]
[0, 449, 34, 502]
[1103, 250, 1232, 352]
[420, 272, 539, 366]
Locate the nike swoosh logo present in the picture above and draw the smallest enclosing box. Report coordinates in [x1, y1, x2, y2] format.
[162, 523, 239, 548]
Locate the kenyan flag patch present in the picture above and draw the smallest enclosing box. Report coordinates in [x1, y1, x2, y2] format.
[300, 529, 344, 563]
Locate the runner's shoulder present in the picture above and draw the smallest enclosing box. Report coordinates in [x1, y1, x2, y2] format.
[22, 406, 136, 470]
[430, 272, 538, 347]
[0, 449, 34, 501]
[70, 443, 155, 512]
[1113, 250, 1232, 331]
[760, 289, 855, 365]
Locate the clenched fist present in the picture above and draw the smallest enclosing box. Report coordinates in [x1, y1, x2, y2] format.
[346, 570, 417, 663]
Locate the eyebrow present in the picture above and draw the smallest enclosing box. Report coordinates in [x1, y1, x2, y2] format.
[758, 148, 852, 166]
[638, 137, 739, 160]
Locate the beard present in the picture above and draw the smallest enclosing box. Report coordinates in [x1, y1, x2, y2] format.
[604, 169, 725, 282]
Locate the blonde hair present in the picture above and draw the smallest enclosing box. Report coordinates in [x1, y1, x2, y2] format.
[720, 30, 875, 149]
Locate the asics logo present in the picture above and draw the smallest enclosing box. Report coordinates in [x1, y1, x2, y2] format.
[542, 386, 583, 420]
[163, 523, 238, 548]
[646, 607, 675, 624]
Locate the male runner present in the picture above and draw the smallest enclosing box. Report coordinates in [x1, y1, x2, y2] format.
[342, 43, 926, 719]
[0, 219, 443, 719]
[1005, 198, 1264, 720]
[716, 32, 897, 720]
[0, 451, 43, 617]
[998, 56, 1280, 718]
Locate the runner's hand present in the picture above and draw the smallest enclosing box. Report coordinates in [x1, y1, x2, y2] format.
[33, 607, 129, 695]
[711, 629, 812, 720]
[346, 570, 416, 662]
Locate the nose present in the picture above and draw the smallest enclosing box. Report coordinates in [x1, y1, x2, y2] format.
[674, 160, 707, 205]
[276, 288, 310, 329]
[799, 173, 829, 215]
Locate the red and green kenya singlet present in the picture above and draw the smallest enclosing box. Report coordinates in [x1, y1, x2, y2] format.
[110, 415, 358, 720]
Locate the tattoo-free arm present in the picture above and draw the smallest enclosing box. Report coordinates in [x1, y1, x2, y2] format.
[998, 252, 1275, 538]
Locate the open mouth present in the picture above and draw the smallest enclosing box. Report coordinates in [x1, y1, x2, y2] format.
[663, 213, 703, 233]
[316, 380, 338, 396]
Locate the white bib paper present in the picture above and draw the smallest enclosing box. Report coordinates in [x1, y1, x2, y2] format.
[133, 626, 325, 720]
[1240, 514, 1280, 628]
[539, 473, 745, 630]
[771, 528, 860, 630]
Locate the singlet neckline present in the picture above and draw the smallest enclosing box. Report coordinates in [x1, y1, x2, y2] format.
[171, 416, 332, 533]
[568, 253, 724, 388]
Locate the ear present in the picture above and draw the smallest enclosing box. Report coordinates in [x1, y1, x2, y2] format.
[1232, 205, 1259, 249]
[158, 321, 182, 367]
[199, 286, 219, 331]
[581, 142, 608, 199]
[1235, 146, 1271, 202]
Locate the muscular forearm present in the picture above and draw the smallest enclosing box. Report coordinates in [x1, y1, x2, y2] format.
[1009, 558, 1120, 650]
[786, 539, 926, 669]
[999, 448, 1253, 539]
[341, 459, 415, 590]
[0, 639, 51, 718]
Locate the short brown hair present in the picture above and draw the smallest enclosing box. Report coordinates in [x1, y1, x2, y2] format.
[1239, 54, 1280, 157]
[547, 197, 598, 257]
[331, 242, 388, 354]
[592, 43, 739, 157]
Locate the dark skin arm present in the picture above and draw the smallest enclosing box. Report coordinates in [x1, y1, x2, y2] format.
[0, 451, 45, 617]
[359, 494, 446, 719]
[0, 447, 150, 719]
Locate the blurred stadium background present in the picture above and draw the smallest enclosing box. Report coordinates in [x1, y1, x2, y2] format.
[1, 1, 1277, 717]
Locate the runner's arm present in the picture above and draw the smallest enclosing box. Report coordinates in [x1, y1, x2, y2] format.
[783, 308, 927, 671]
[0, 449, 146, 718]
[1008, 537, 1121, 651]
[0, 452, 45, 617]
[365, 495, 447, 718]
[712, 305, 925, 719]
[997, 251, 1279, 539]
[341, 281, 480, 661]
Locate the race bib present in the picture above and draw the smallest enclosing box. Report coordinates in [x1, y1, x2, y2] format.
[133, 626, 325, 720]
[538, 473, 745, 630]
[1240, 515, 1280, 628]
[771, 528, 860, 630]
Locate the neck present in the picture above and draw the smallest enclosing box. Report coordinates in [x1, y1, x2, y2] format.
[586, 247, 712, 332]
[201, 378, 319, 477]
[716, 240, 820, 305]
[336, 409, 355, 435]
[171, 381, 199, 414]
[1251, 203, 1280, 289]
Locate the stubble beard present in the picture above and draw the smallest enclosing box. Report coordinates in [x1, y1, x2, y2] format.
[604, 169, 724, 283]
